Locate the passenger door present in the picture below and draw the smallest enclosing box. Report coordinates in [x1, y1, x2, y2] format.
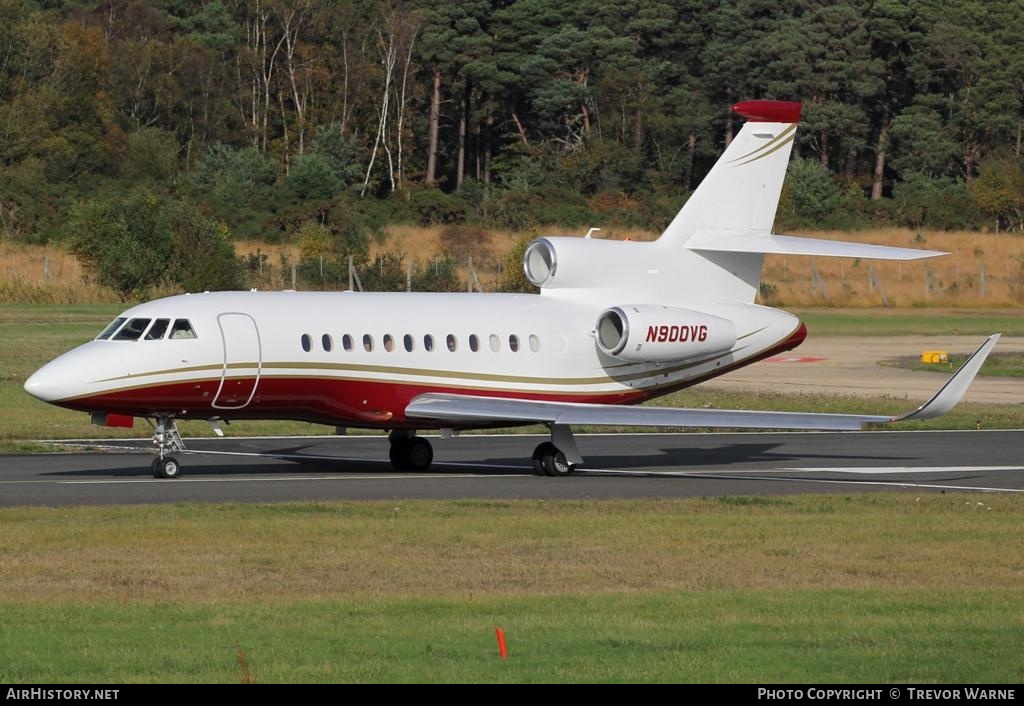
[212, 313, 262, 410]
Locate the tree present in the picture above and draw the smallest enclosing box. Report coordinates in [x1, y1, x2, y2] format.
[968, 158, 1024, 232]
[69, 191, 176, 298]
[497, 233, 539, 294]
[70, 191, 240, 297]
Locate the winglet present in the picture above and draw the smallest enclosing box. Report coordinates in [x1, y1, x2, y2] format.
[894, 334, 1000, 421]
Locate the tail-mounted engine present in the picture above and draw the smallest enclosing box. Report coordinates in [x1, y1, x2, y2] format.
[595, 305, 737, 363]
[523, 236, 660, 290]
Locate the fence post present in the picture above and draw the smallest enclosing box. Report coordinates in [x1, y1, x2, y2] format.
[868, 263, 889, 307]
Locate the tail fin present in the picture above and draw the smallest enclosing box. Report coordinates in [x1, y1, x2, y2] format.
[659, 100, 801, 247]
[655, 99, 943, 304]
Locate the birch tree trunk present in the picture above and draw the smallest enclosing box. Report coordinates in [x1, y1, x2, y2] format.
[425, 67, 441, 185]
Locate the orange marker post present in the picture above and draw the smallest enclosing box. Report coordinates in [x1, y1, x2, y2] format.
[495, 627, 508, 659]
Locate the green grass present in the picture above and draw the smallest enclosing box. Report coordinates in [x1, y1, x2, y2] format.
[794, 307, 1024, 337]
[884, 352, 1024, 378]
[1, 496, 1022, 683]
[1, 591, 1021, 683]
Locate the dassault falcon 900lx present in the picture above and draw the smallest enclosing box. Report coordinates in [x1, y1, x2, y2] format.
[25, 100, 999, 478]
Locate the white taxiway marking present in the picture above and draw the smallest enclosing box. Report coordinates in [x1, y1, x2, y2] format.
[579, 468, 1024, 493]
[0, 467, 528, 483]
[783, 466, 1024, 474]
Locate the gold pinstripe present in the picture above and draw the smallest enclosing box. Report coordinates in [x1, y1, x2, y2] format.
[727, 124, 797, 164]
[732, 134, 796, 166]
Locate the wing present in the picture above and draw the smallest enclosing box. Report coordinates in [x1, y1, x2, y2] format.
[406, 335, 1000, 431]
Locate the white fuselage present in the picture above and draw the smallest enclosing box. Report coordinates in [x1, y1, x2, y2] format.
[24, 289, 804, 428]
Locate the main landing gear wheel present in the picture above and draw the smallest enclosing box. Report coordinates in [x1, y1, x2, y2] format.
[532, 442, 576, 477]
[389, 436, 434, 471]
[153, 457, 181, 479]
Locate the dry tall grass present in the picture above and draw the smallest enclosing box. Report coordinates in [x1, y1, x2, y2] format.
[4, 227, 1023, 306]
[0, 242, 119, 304]
[761, 229, 1024, 307]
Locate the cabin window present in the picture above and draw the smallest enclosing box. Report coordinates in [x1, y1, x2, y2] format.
[509, 335, 520, 352]
[342, 334, 354, 351]
[403, 334, 414, 352]
[469, 334, 479, 352]
[301, 334, 312, 352]
[363, 334, 374, 352]
[446, 334, 457, 352]
[96, 317, 127, 340]
[112, 318, 151, 341]
[424, 334, 434, 352]
[383, 334, 395, 352]
[489, 334, 500, 352]
[145, 319, 170, 340]
[169, 319, 197, 339]
[322, 334, 333, 352]
[529, 334, 540, 352]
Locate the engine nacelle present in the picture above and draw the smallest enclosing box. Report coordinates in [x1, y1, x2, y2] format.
[523, 236, 660, 290]
[595, 305, 737, 363]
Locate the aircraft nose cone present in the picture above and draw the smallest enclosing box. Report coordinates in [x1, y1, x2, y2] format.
[24, 365, 62, 403]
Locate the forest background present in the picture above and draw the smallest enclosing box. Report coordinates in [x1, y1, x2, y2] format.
[2, 0, 1023, 300]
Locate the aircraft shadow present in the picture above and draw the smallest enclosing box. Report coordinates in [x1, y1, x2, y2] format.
[483, 442, 917, 471]
[42, 441, 919, 478]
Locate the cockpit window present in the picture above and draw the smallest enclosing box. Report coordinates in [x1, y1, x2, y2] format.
[96, 317, 127, 340]
[145, 319, 170, 340]
[169, 319, 197, 339]
[112, 318, 151, 341]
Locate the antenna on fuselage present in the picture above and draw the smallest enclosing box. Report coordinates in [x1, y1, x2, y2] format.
[584, 227, 601, 239]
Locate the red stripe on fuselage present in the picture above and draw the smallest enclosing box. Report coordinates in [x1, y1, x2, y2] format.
[56, 377, 648, 428]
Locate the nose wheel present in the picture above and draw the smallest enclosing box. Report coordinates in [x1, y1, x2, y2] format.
[151, 456, 181, 479]
[148, 416, 187, 479]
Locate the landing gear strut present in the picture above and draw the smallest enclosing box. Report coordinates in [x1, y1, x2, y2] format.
[149, 416, 186, 479]
[532, 424, 582, 476]
[388, 430, 433, 471]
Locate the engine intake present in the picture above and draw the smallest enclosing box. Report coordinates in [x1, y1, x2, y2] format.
[596, 305, 737, 363]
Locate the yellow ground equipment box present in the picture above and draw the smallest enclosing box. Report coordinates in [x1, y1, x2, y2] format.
[920, 351, 948, 364]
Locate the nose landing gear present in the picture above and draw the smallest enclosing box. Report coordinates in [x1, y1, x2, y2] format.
[149, 416, 186, 479]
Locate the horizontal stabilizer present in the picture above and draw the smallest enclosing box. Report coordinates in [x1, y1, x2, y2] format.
[688, 232, 946, 260]
[406, 335, 998, 431]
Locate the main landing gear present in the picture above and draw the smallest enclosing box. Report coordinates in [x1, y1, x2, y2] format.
[388, 430, 434, 471]
[532, 424, 583, 477]
[149, 416, 186, 479]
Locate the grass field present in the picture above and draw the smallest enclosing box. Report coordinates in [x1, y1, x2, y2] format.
[0, 496, 1021, 682]
[795, 307, 1024, 337]
[884, 352, 1024, 378]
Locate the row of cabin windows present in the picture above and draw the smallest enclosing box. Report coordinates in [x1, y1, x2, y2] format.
[300, 332, 540, 354]
[96, 317, 197, 341]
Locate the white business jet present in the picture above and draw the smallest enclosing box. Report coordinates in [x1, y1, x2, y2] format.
[25, 100, 999, 478]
